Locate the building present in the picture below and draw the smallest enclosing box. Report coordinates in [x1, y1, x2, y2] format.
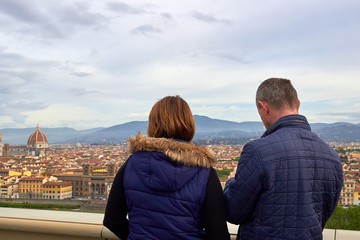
[54, 163, 118, 197]
[349, 152, 360, 160]
[27, 124, 50, 156]
[354, 184, 360, 205]
[18, 177, 47, 199]
[1, 124, 50, 157]
[0, 183, 19, 199]
[8, 145, 28, 157]
[42, 182, 72, 200]
[1, 175, 20, 186]
[0, 169, 9, 177]
[339, 180, 355, 206]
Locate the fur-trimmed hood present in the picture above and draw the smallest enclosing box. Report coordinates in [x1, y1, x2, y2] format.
[128, 133, 216, 168]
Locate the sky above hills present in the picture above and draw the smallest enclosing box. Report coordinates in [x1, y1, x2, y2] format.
[0, 0, 359, 129]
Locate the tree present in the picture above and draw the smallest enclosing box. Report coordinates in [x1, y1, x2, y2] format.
[325, 205, 360, 230]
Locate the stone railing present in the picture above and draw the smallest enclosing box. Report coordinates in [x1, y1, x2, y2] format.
[0, 207, 359, 240]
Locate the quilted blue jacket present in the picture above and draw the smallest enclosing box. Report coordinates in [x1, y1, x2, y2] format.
[224, 114, 343, 240]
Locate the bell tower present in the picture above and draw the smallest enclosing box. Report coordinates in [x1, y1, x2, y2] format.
[0, 133, 3, 157]
[107, 164, 116, 176]
[82, 164, 93, 176]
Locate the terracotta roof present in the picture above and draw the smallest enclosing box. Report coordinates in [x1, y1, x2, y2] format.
[19, 177, 45, 181]
[80, 159, 102, 164]
[28, 124, 48, 144]
[43, 181, 72, 186]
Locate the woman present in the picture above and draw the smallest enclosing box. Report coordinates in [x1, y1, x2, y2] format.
[103, 96, 229, 240]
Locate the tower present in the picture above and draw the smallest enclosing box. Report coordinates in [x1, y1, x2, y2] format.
[107, 164, 116, 176]
[82, 164, 93, 176]
[0, 133, 2, 156]
[4, 144, 9, 157]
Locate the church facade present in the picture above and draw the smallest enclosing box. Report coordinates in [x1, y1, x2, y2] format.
[1, 124, 50, 157]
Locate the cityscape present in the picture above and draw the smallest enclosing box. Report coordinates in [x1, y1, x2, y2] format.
[0, 124, 359, 208]
[0, 1, 359, 239]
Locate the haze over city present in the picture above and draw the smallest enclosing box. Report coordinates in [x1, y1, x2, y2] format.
[0, 0, 359, 130]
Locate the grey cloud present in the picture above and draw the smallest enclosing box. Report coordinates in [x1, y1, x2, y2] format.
[0, 0, 108, 39]
[70, 72, 92, 77]
[212, 51, 249, 64]
[317, 110, 360, 119]
[0, 50, 55, 94]
[90, 49, 99, 57]
[0, 50, 57, 118]
[4, 112, 27, 125]
[0, 0, 41, 24]
[5, 100, 48, 112]
[0, 99, 48, 115]
[0, 52, 25, 68]
[0, 0, 64, 38]
[0, 99, 48, 125]
[107, 2, 146, 14]
[57, 2, 107, 26]
[0, 70, 41, 92]
[0, 83, 12, 94]
[0, 51, 55, 69]
[191, 11, 230, 25]
[69, 88, 101, 96]
[131, 24, 162, 35]
[57, 62, 94, 78]
[161, 13, 172, 19]
[0, 67, 51, 126]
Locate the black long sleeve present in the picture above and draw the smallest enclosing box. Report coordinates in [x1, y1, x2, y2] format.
[103, 162, 129, 240]
[202, 168, 230, 240]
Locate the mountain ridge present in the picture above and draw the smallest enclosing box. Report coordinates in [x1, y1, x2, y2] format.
[1, 115, 359, 145]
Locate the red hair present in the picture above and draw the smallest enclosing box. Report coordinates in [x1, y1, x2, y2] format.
[147, 96, 195, 142]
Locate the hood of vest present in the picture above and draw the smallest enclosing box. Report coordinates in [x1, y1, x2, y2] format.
[127, 134, 216, 191]
[128, 133, 216, 168]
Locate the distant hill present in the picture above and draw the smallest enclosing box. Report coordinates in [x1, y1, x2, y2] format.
[70, 121, 148, 143]
[314, 124, 360, 142]
[194, 115, 265, 133]
[1, 116, 359, 144]
[69, 115, 265, 144]
[0, 127, 104, 145]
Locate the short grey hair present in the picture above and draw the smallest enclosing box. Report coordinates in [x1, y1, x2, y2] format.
[256, 78, 299, 110]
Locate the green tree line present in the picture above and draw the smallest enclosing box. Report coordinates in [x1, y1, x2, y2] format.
[216, 168, 234, 178]
[325, 205, 360, 230]
[0, 202, 80, 210]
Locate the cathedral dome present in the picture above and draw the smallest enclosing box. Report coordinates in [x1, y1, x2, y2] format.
[28, 124, 48, 146]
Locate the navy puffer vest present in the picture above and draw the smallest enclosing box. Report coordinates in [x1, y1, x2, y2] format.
[123, 135, 215, 240]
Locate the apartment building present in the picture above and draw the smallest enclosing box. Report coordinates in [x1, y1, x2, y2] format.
[339, 180, 355, 206]
[42, 181, 72, 200]
[0, 183, 19, 198]
[18, 177, 47, 199]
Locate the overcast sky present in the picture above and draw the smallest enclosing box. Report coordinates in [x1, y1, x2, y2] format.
[0, 0, 359, 130]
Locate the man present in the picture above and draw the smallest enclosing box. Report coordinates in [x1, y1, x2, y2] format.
[224, 78, 343, 239]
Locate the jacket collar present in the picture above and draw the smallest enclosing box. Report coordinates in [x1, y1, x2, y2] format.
[128, 133, 216, 168]
[262, 114, 310, 138]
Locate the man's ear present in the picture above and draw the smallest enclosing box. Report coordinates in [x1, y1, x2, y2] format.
[297, 100, 300, 111]
[257, 101, 269, 113]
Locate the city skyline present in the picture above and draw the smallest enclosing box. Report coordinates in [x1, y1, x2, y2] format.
[0, 0, 360, 130]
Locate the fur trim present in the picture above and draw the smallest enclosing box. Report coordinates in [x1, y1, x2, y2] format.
[128, 133, 216, 168]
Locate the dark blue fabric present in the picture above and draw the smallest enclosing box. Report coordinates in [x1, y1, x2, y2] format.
[224, 115, 343, 240]
[123, 151, 211, 240]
